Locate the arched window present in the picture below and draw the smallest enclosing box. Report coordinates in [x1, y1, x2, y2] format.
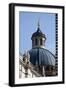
[40, 38, 42, 45]
[35, 38, 38, 45]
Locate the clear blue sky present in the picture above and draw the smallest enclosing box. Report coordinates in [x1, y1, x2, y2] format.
[19, 11, 56, 55]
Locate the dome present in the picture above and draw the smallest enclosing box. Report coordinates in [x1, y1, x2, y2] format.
[31, 28, 46, 39]
[29, 48, 55, 66]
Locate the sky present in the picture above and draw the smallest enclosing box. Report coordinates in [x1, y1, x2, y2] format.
[19, 11, 56, 55]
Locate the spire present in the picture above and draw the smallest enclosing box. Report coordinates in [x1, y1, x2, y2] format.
[37, 19, 41, 33]
[38, 20, 40, 28]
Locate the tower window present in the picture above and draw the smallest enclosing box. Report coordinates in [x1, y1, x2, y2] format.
[35, 38, 38, 45]
[32, 39, 34, 46]
[40, 38, 42, 45]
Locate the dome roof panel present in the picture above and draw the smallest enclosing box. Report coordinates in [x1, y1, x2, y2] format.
[31, 28, 46, 39]
[29, 48, 55, 66]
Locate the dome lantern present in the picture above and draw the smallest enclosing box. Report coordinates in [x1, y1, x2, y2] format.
[31, 21, 46, 49]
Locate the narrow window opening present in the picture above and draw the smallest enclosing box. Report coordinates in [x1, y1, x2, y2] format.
[40, 38, 42, 45]
[35, 38, 38, 45]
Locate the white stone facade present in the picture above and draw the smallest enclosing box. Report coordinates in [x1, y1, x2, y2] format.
[19, 52, 41, 78]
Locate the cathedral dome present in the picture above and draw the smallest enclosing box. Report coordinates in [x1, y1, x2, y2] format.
[29, 48, 55, 66]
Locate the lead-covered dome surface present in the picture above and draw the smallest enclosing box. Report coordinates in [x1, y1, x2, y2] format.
[31, 28, 46, 39]
[29, 48, 55, 66]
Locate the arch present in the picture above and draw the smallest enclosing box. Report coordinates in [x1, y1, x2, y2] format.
[40, 38, 43, 45]
[35, 38, 38, 45]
